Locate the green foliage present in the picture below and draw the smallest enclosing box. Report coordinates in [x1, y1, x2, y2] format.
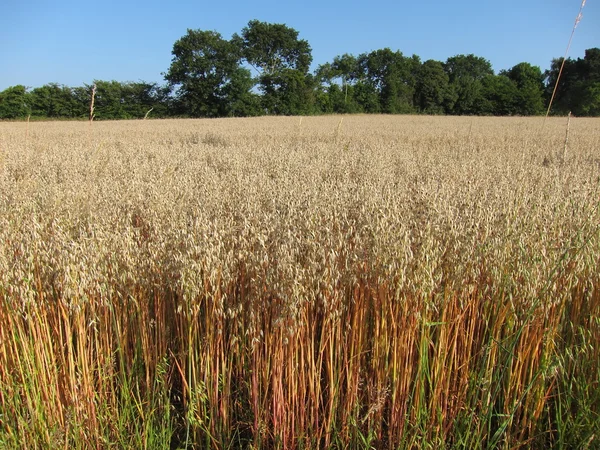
[235, 20, 314, 115]
[71, 85, 93, 118]
[234, 20, 312, 75]
[0, 82, 172, 120]
[91, 80, 129, 119]
[82, 80, 169, 120]
[316, 54, 362, 113]
[260, 69, 316, 115]
[29, 83, 83, 118]
[317, 84, 363, 114]
[576, 82, 600, 116]
[221, 68, 262, 117]
[414, 60, 456, 114]
[444, 54, 494, 115]
[502, 62, 545, 115]
[3, 18, 599, 119]
[480, 74, 519, 115]
[549, 321, 600, 448]
[358, 49, 419, 114]
[545, 48, 600, 116]
[120, 81, 172, 118]
[352, 81, 381, 113]
[0, 85, 31, 119]
[165, 29, 251, 118]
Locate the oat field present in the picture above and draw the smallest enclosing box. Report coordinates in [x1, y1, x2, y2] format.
[1, 115, 599, 449]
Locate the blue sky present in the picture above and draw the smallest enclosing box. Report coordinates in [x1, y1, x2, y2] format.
[0, 0, 598, 90]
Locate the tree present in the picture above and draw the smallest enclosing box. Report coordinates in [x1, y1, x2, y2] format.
[356, 49, 419, 114]
[119, 81, 172, 118]
[576, 82, 600, 116]
[234, 20, 313, 114]
[577, 48, 600, 116]
[29, 83, 80, 118]
[220, 69, 262, 117]
[545, 56, 577, 114]
[165, 29, 252, 118]
[316, 54, 361, 112]
[480, 74, 519, 115]
[352, 81, 381, 113]
[234, 20, 312, 75]
[260, 69, 316, 115]
[315, 83, 364, 114]
[70, 86, 94, 118]
[583, 48, 600, 81]
[444, 54, 494, 115]
[316, 60, 380, 113]
[0, 85, 31, 119]
[89, 80, 129, 119]
[545, 48, 600, 116]
[68, 81, 170, 120]
[501, 63, 545, 115]
[414, 60, 455, 114]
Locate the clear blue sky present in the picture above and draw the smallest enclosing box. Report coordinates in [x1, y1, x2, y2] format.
[0, 0, 598, 90]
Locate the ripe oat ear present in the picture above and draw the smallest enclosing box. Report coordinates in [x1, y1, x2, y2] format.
[561, 111, 571, 165]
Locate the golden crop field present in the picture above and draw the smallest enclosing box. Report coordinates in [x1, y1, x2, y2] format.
[1, 115, 599, 449]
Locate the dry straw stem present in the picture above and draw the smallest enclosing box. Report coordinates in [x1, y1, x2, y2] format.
[562, 111, 572, 164]
[143, 107, 154, 120]
[334, 116, 344, 142]
[25, 114, 31, 143]
[545, 0, 587, 118]
[0, 115, 599, 448]
[89, 83, 96, 123]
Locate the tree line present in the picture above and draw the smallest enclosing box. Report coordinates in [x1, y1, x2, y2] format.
[1, 20, 599, 120]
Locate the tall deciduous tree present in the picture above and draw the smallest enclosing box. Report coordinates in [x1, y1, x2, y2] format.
[352, 81, 381, 113]
[165, 29, 256, 117]
[316, 54, 361, 112]
[545, 48, 600, 116]
[358, 49, 420, 114]
[259, 70, 316, 115]
[414, 60, 456, 114]
[480, 74, 519, 116]
[579, 48, 600, 116]
[234, 20, 312, 75]
[234, 20, 313, 114]
[501, 62, 545, 115]
[444, 54, 494, 115]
